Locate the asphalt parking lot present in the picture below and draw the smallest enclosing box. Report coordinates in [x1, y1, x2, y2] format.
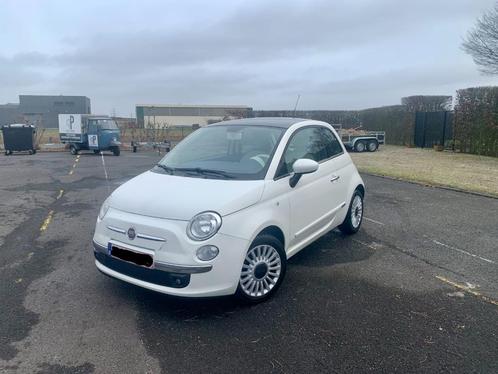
[0, 151, 497, 374]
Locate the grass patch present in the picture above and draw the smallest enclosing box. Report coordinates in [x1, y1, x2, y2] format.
[351, 145, 498, 197]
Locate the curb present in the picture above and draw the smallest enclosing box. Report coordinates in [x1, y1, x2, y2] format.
[361, 171, 498, 200]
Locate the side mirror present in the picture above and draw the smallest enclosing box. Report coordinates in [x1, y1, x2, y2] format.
[289, 159, 319, 188]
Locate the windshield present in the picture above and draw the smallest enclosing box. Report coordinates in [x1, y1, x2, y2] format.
[90, 119, 118, 130]
[154, 125, 284, 180]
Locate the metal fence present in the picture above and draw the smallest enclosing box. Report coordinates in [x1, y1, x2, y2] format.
[414, 111, 453, 148]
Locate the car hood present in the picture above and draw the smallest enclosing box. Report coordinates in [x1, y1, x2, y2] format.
[109, 170, 265, 220]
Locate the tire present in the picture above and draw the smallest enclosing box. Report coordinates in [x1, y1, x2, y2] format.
[367, 140, 378, 152]
[113, 147, 120, 156]
[5, 150, 11, 155]
[32, 149, 37, 154]
[70, 145, 78, 155]
[28, 150, 33, 155]
[94, 150, 100, 155]
[236, 234, 287, 303]
[339, 189, 364, 235]
[354, 141, 366, 152]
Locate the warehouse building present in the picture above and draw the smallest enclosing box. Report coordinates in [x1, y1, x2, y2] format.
[0, 103, 21, 125]
[135, 104, 253, 128]
[0, 95, 91, 128]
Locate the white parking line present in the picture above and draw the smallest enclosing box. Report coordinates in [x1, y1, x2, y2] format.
[431, 238, 495, 265]
[352, 238, 379, 250]
[364, 217, 385, 226]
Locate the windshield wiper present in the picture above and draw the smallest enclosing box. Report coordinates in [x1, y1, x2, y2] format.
[155, 164, 175, 175]
[174, 167, 235, 179]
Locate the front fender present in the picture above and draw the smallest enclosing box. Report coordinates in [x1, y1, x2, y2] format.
[220, 198, 290, 252]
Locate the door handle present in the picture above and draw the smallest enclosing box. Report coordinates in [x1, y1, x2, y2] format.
[330, 175, 340, 182]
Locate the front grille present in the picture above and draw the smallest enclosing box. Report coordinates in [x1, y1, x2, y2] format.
[94, 251, 190, 288]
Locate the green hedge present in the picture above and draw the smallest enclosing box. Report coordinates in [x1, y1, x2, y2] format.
[454, 87, 498, 157]
[255, 106, 412, 145]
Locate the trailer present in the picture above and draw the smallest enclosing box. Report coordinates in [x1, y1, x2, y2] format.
[59, 114, 121, 155]
[333, 125, 385, 152]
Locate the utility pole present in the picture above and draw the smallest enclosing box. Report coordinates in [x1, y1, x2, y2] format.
[293, 94, 301, 117]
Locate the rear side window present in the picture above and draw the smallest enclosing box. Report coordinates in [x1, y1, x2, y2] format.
[276, 126, 342, 177]
[320, 127, 343, 158]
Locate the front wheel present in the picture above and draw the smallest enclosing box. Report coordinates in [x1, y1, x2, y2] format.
[354, 141, 366, 152]
[112, 147, 120, 156]
[339, 189, 364, 235]
[236, 234, 286, 303]
[69, 145, 78, 155]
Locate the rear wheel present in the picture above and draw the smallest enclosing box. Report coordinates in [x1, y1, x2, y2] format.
[5, 150, 11, 155]
[339, 189, 364, 235]
[112, 147, 120, 156]
[70, 145, 78, 155]
[354, 141, 366, 152]
[93, 150, 100, 155]
[367, 140, 378, 152]
[236, 234, 286, 303]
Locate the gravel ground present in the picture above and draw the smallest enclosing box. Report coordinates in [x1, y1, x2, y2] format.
[0, 151, 497, 373]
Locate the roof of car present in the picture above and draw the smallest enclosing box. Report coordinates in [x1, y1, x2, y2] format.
[208, 117, 309, 128]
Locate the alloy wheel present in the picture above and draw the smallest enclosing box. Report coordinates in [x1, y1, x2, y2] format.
[239, 244, 282, 298]
[351, 194, 363, 228]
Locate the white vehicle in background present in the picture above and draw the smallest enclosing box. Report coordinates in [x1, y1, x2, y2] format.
[93, 117, 365, 302]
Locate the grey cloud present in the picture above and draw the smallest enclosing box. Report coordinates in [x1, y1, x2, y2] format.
[1, 0, 498, 114]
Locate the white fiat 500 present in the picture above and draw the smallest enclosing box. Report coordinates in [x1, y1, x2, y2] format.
[93, 118, 365, 302]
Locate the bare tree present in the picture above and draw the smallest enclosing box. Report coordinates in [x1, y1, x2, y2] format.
[462, 3, 498, 75]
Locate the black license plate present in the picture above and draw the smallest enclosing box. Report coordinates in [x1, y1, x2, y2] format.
[109, 244, 153, 268]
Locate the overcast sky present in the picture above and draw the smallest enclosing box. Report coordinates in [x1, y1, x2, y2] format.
[1, 0, 497, 115]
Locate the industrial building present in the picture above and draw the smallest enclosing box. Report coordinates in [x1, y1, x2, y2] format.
[0, 95, 91, 128]
[135, 104, 253, 128]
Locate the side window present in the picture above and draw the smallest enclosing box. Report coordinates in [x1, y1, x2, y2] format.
[276, 127, 330, 177]
[320, 128, 343, 158]
[88, 120, 97, 133]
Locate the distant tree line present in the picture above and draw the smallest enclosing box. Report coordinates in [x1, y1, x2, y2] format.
[254, 88, 498, 157]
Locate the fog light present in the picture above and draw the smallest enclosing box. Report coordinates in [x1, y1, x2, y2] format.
[196, 245, 219, 261]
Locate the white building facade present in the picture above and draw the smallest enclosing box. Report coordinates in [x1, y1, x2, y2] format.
[136, 104, 252, 128]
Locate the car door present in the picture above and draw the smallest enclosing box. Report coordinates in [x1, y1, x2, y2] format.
[275, 126, 348, 250]
[87, 120, 100, 150]
[318, 126, 350, 219]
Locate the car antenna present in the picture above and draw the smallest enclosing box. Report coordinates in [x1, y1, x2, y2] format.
[293, 94, 301, 118]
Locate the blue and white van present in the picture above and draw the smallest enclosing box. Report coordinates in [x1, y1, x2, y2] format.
[59, 114, 121, 156]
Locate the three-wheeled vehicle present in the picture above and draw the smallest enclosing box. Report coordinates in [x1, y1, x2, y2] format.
[59, 114, 121, 156]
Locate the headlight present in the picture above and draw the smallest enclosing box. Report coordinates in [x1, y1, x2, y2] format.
[98, 198, 110, 220]
[187, 211, 222, 241]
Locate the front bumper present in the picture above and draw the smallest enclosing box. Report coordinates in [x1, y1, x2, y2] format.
[93, 208, 250, 297]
